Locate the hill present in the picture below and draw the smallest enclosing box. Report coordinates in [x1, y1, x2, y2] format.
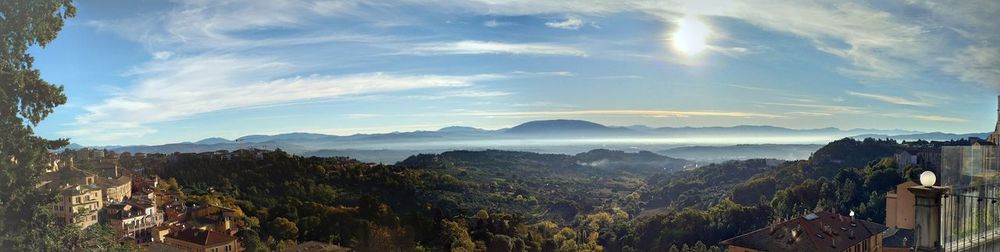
[659, 144, 823, 161]
[73, 136, 923, 251]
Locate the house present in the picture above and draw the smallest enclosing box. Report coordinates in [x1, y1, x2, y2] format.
[105, 198, 164, 242]
[189, 205, 239, 234]
[156, 229, 239, 252]
[881, 227, 915, 252]
[720, 211, 887, 252]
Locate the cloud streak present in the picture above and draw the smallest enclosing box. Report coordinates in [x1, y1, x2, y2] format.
[403, 40, 587, 56]
[847, 91, 931, 107]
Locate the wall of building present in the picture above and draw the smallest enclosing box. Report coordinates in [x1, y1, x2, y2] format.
[886, 181, 917, 229]
[58, 187, 103, 229]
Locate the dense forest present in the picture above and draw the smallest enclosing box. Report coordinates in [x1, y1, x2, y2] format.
[83, 137, 929, 251]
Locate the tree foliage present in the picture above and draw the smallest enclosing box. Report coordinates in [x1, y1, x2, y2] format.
[0, 1, 126, 250]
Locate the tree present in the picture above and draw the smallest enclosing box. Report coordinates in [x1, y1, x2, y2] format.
[440, 219, 475, 252]
[268, 217, 299, 241]
[0, 0, 79, 250]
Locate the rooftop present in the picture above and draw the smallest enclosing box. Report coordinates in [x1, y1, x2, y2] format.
[720, 211, 888, 252]
[165, 229, 236, 246]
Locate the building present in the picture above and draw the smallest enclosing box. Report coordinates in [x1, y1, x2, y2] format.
[893, 151, 918, 171]
[157, 229, 239, 252]
[881, 227, 914, 252]
[988, 96, 1000, 144]
[105, 198, 164, 242]
[720, 211, 887, 252]
[939, 144, 999, 188]
[55, 183, 104, 229]
[885, 180, 918, 229]
[98, 175, 132, 203]
[188, 205, 239, 234]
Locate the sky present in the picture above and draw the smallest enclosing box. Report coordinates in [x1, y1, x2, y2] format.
[29, 0, 1000, 146]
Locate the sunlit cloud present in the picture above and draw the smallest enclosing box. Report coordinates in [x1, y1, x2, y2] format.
[545, 16, 584, 30]
[403, 40, 587, 57]
[913, 115, 967, 123]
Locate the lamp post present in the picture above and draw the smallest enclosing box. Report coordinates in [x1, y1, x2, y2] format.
[909, 171, 947, 252]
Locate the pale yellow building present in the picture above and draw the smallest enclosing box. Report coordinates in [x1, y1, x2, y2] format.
[98, 175, 132, 203]
[56, 183, 104, 229]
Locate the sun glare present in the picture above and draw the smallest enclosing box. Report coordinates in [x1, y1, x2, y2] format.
[671, 15, 710, 56]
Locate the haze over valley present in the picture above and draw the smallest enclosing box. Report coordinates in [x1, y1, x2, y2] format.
[77, 119, 958, 163]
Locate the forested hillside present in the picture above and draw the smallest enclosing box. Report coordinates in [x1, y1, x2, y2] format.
[127, 137, 927, 251]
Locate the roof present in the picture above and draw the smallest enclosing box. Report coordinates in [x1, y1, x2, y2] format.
[720, 211, 888, 252]
[165, 229, 236, 246]
[882, 228, 914, 248]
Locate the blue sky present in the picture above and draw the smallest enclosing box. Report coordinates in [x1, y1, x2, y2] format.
[29, 0, 1000, 146]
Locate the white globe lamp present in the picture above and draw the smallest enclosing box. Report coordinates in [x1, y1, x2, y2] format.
[920, 171, 937, 187]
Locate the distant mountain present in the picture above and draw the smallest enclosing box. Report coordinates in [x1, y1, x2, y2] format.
[195, 137, 232, 145]
[79, 119, 947, 162]
[436, 126, 489, 133]
[504, 119, 637, 135]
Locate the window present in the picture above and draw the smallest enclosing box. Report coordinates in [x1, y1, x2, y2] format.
[225, 245, 232, 251]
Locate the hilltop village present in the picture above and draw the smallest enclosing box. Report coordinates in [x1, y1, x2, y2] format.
[39, 148, 345, 251]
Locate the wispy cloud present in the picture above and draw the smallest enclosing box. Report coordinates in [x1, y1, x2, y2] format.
[66, 54, 504, 141]
[403, 40, 587, 56]
[758, 102, 868, 114]
[846, 91, 931, 107]
[545, 16, 584, 30]
[882, 113, 967, 123]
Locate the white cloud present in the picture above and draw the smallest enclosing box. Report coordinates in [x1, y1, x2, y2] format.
[846, 91, 931, 107]
[483, 19, 511, 27]
[404, 40, 587, 56]
[152, 51, 172, 60]
[940, 46, 1000, 90]
[545, 16, 584, 30]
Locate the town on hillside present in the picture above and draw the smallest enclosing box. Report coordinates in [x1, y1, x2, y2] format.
[39, 148, 346, 252]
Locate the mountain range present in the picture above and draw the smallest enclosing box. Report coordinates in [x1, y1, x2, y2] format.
[77, 119, 985, 163]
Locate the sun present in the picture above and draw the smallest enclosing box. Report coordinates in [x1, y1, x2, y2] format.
[671, 15, 710, 56]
